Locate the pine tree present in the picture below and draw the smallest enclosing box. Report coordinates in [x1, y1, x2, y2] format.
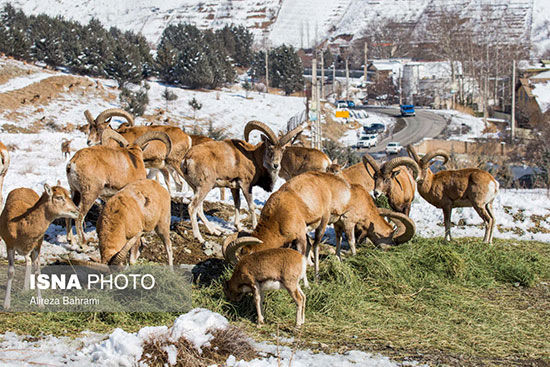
[120, 84, 149, 116]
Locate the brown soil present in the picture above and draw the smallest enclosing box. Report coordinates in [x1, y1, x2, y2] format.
[0, 75, 100, 114]
[0, 62, 35, 85]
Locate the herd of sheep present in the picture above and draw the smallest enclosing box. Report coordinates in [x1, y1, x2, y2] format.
[0, 108, 499, 326]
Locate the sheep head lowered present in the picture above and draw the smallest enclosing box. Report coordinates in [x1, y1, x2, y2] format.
[66, 129, 171, 247]
[362, 154, 419, 215]
[84, 108, 134, 146]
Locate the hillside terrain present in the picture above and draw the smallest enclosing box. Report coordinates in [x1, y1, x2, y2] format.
[0, 0, 546, 54]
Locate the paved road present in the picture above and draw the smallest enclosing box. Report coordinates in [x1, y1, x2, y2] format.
[358, 107, 447, 154]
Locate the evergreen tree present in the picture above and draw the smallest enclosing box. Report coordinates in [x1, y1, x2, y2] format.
[120, 84, 149, 116]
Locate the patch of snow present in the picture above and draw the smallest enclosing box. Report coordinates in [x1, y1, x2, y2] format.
[531, 81, 550, 113]
[0, 308, 420, 367]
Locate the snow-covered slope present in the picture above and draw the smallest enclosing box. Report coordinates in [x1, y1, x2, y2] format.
[0, 0, 545, 53]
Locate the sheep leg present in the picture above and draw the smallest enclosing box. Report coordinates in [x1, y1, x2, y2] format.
[285, 282, 305, 327]
[230, 188, 242, 231]
[3, 248, 15, 310]
[253, 283, 264, 325]
[160, 168, 172, 195]
[241, 187, 257, 228]
[345, 221, 357, 256]
[23, 254, 32, 291]
[188, 184, 216, 242]
[129, 238, 142, 265]
[474, 203, 493, 243]
[198, 201, 221, 236]
[156, 219, 173, 268]
[313, 214, 330, 279]
[31, 244, 43, 308]
[75, 191, 100, 248]
[486, 202, 495, 244]
[334, 222, 344, 261]
[443, 207, 453, 242]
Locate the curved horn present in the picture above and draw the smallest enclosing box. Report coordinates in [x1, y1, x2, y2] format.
[224, 236, 263, 265]
[101, 129, 129, 147]
[279, 124, 305, 146]
[84, 110, 95, 125]
[107, 236, 141, 267]
[95, 108, 135, 127]
[66, 258, 111, 273]
[378, 208, 416, 245]
[134, 132, 172, 158]
[406, 144, 421, 163]
[222, 233, 239, 259]
[362, 154, 381, 176]
[381, 157, 420, 180]
[421, 149, 449, 166]
[244, 121, 278, 144]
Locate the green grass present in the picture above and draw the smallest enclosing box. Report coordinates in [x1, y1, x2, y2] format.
[194, 237, 550, 365]
[0, 237, 548, 366]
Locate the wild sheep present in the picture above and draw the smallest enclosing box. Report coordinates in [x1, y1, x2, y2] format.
[327, 155, 417, 215]
[182, 121, 303, 243]
[362, 155, 419, 215]
[61, 139, 72, 159]
[407, 145, 499, 243]
[224, 248, 307, 326]
[0, 142, 9, 207]
[68, 179, 172, 270]
[65, 130, 171, 247]
[0, 184, 79, 309]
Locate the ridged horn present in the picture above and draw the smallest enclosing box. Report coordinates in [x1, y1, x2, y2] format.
[362, 154, 381, 176]
[95, 108, 134, 127]
[381, 157, 420, 180]
[279, 123, 305, 146]
[101, 129, 129, 147]
[224, 236, 263, 265]
[134, 132, 172, 158]
[84, 110, 95, 125]
[421, 149, 449, 166]
[107, 236, 141, 267]
[378, 208, 416, 244]
[66, 258, 111, 273]
[406, 144, 420, 163]
[0, 147, 10, 176]
[222, 233, 239, 259]
[244, 121, 278, 144]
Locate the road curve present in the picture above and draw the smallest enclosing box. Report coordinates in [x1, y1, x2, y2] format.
[360, 107, 447, 153]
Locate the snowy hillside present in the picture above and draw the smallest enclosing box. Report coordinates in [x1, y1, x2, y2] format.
[0, 0, 546, 53]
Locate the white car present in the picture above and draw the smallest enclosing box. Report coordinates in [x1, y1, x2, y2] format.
[357, 134, 378, 149]
[385, 142, 402, 154]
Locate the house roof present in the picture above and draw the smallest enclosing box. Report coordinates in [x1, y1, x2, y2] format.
[531, 70, 550, 80]
[531, 81, 550, 113]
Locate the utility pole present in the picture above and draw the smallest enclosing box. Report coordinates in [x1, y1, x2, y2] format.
[265, 49, 269, 94]
[364, 42, 368, 99]
[320, 50, 325, 100]
[312, 58, 318, 148]
[332, 61, 336, 95]
[399, 69, 403, 106]
[345, 57, 349, 101]
[511, 59, 516, 142]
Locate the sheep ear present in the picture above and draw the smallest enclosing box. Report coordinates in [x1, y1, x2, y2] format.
[56, 180, 61, 186]
[44, 184, 53, 196]
[333, 158, 338, 165]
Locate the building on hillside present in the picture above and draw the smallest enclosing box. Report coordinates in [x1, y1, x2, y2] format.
[516, 69, 550, 127]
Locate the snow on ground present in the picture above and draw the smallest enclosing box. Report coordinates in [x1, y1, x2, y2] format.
[0, 308, 421, 367]
[338, 111, 396, 146]
[0, 57, 549, 266]
[431, 109, 487, 141]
